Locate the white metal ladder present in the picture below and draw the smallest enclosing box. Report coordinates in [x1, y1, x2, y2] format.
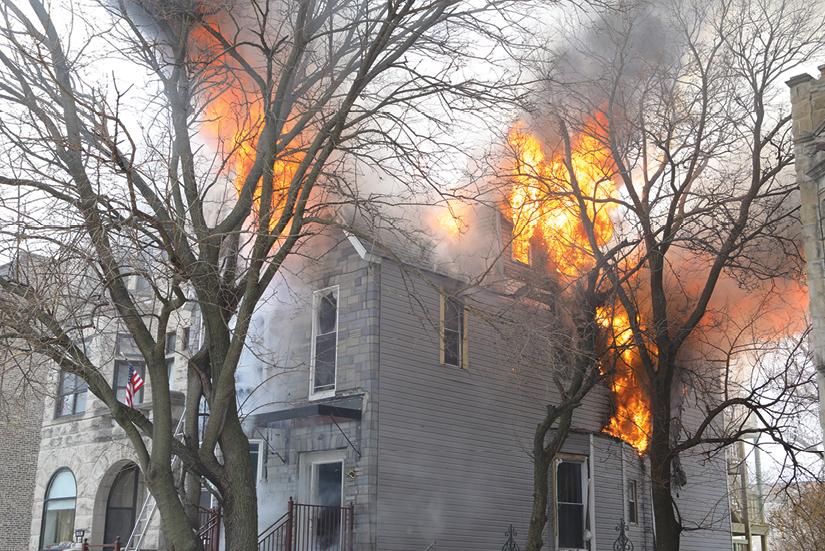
[125, 415, 186, 551]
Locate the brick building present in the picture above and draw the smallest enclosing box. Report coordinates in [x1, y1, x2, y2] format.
[0, 360, 45, 551]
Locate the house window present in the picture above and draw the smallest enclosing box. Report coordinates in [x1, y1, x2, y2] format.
[440, 292, 468, 369]
[311, 287, 338, 397]
[40, 469, 76, 550]
[114, 360, 146, 405]
[56, 371, 87, 417]
[628, 480, 638, 524]
[166, 332, 176, 387]
[249, 440, 265, 482]
[555, 457, 589, 550]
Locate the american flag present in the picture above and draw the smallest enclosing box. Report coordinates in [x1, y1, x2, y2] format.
[125, 361, 144, 407]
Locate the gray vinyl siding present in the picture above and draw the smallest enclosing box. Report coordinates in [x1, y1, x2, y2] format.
[376, 262, 630, 551]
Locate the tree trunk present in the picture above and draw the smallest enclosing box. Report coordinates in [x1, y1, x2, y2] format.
[649, 371, 680, 551]
[218, 407, 259, 551]
[525, 444, 553, 551]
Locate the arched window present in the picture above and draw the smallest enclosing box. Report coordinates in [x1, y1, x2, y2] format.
[40, 469, 76, 550]
[104, 464, 140, 544]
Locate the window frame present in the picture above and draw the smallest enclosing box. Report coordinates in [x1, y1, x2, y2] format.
[113, 360, 146, 405]
[310, 286, 339, 399]
[55, 371, 87, 418]
[40, 468, 77, 550]
[627, 480, 638, 525]
[439, 290, 468, 369]
[249, 439, 265, 483]
[554, 454, 590, 551]
[165, 331, 176, 388]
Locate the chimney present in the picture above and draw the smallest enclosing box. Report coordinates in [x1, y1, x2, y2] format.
[820, 64, 825, 80]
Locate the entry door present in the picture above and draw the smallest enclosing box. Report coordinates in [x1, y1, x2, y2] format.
[312, 462, 343, 507]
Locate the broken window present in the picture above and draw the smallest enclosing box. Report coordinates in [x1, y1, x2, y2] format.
[311, 287, 338, 397]
[440, 291, 468, 369]
[555, 457, 589, 550]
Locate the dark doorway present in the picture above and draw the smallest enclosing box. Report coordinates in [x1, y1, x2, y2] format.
[104, 464, 140, 544]
[316, 462, 342, 507]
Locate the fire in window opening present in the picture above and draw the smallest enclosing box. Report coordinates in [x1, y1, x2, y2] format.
[311, 287, 338, 396]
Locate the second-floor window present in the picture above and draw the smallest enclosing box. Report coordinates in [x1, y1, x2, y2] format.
[114, 360, 146, 405]
[311, 287, 338, 397]
[56, 371, 87, 417]
[440, 292, 468, 369]
[166, 331, 176, 388]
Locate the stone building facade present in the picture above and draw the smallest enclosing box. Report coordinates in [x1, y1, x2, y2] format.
[29, 304, 193, 551]
[787, 65, 825, 440]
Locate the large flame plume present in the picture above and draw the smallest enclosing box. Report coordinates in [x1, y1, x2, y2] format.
[508, 120, 615, 275]
[508, 121, 651, 453]
[191, 18, 302, 229]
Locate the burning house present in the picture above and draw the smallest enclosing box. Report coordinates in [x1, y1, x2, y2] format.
[25, 126, 737, 551]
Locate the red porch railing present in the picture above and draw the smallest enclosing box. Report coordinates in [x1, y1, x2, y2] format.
[258, 497, 354, 551]
[82, 537, 120, 551]
[199, 506, 222, 551]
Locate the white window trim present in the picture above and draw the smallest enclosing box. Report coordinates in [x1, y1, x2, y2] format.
[554, 454, 591, 551]
[249, 439, 265, 483]
[310, 286, 339, 400]
[298, 449, 346, 506]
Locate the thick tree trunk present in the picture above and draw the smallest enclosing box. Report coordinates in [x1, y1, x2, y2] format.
[525, 410, 575, 551]
[525, 444, 553, 551]
[218, 407, 259, 551]
[151, 464, 201, 551]
[649, 371, 680, 551]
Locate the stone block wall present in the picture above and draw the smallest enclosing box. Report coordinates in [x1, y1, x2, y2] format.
[787, 65, 825, 439]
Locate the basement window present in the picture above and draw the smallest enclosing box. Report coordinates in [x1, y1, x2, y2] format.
[311, 286, 338, 398]
[440, 291, 468, 369]
[555, 456, 589, 551]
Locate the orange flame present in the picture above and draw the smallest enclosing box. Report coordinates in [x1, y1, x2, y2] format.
[598, 306, 652, 453]
[508, 120, 616, 275]
[437, 200, 465, 237]
[508, 120, 651, 453]
[192, 19, 302, 230]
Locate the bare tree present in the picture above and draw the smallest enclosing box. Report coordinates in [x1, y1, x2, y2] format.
[503, 0, 825, 549]
[0, 1, 524, 550]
